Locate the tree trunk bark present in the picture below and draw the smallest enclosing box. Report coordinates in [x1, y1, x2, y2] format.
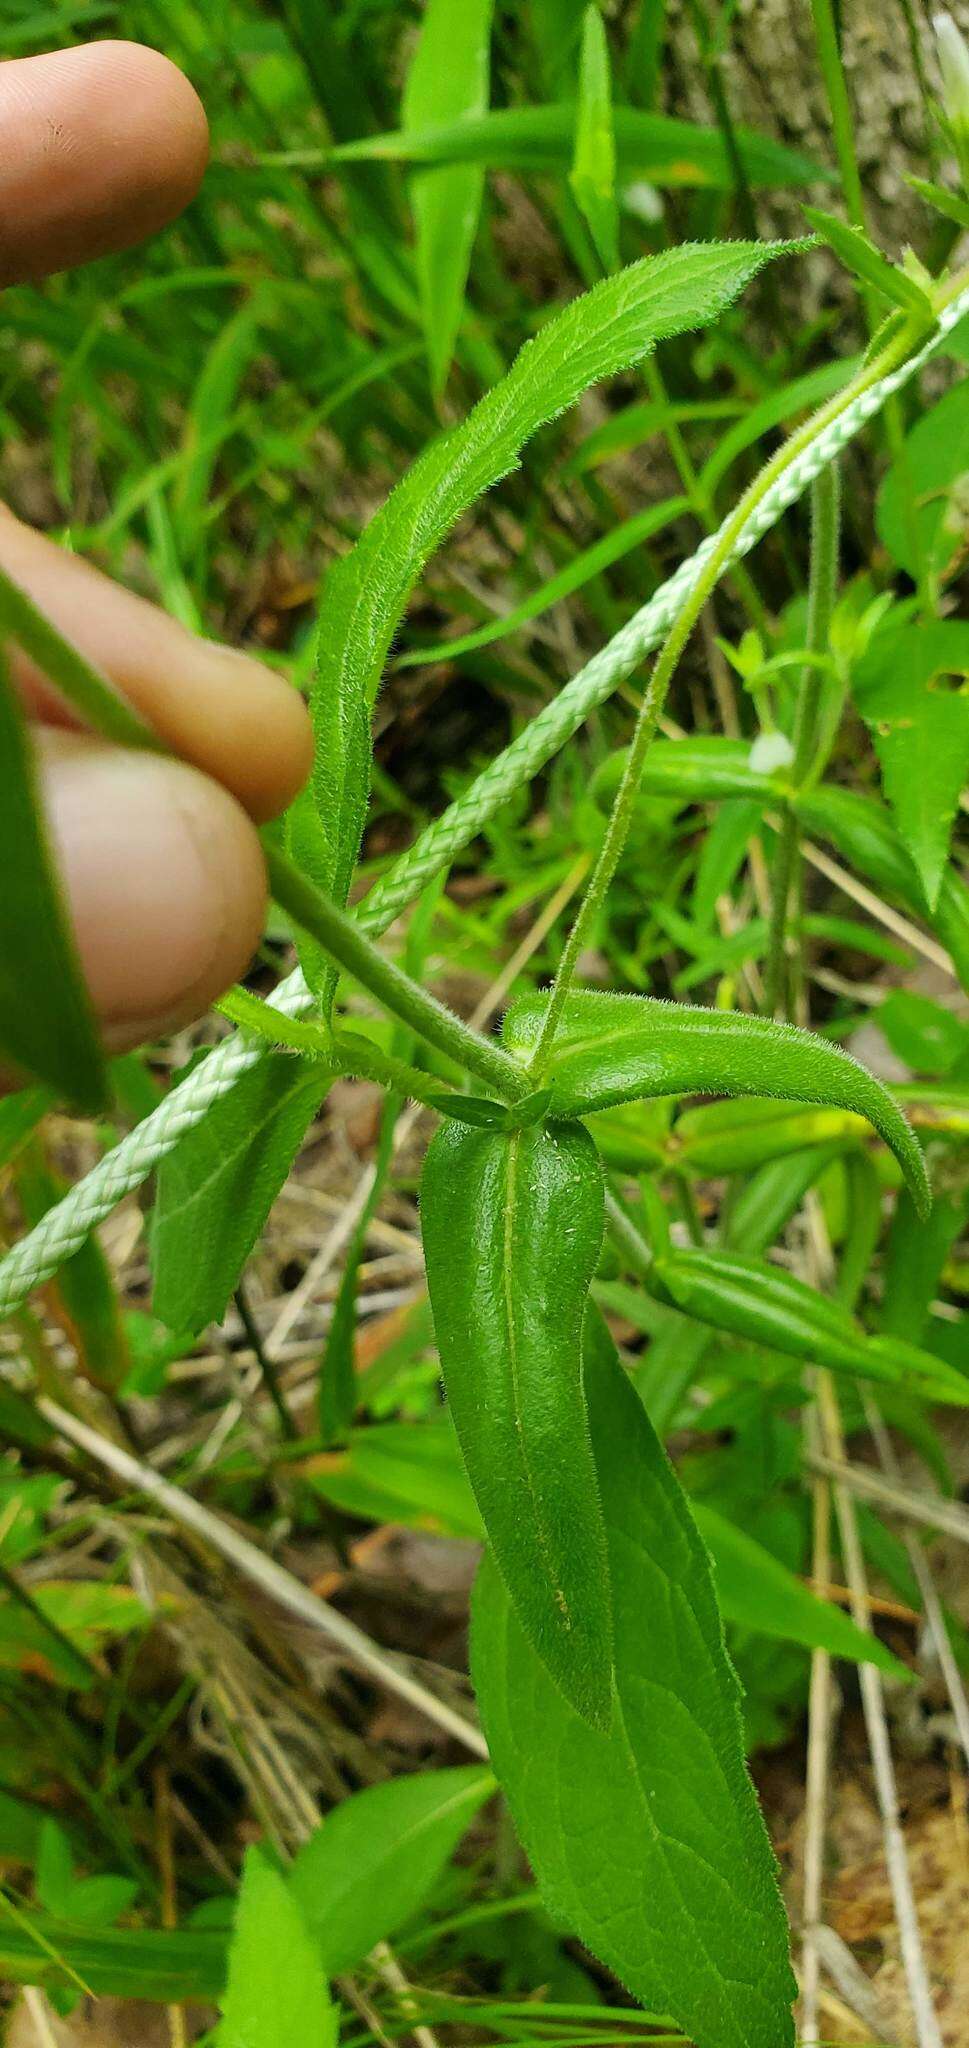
[661, 0, 965, 249]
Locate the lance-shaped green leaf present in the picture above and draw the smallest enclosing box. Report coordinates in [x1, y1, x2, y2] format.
[503, 989, 929, 1215]
[0, 643, 107, 1113]
[330, 103, 826, 190]
[152, 1053, 334, 1332]
[797, 782, 969, 995]
[422, 1117, 612, 1726]
[219, 1847, 336, 2048]
[472, 1311, 797, 2048]
[591, 733, 785, 808]
[403, 0, 494, 395]
[850, 619, 969, 911]
[295, 237, 802, 1016]
[570, 5, 619, 271]
[802, 206, 933, 316]
[647, 1245, 968, 1404]
[290, 1767, 494, 1973]
[692, 1502, 910, 1679]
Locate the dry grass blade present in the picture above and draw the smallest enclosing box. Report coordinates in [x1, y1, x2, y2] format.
[816, 1373, 944, 2048]
[862, 1392, 969, 1772]
[36, 1397, 489, 1759]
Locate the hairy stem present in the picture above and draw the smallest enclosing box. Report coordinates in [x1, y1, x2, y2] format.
[527, 316, 918, 1075]
[264, 843, 528, 1103]
[763, 462, 841, 1018]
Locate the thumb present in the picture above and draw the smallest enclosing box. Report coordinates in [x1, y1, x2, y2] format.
[38, 730, 267, 1052]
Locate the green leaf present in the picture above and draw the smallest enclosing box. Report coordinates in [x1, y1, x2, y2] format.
[422, 1118, 613, 1726]
[300, 1415, 482, 1539]
[0, 1913, 226, 2001]
[648, 1245, 969, 1404]
[797, 782, 969, 996]
[878, 988, 969, 1077]
[570, 6, 619, 271]
[502, 989, 930, 1215]
[0, 1087, 53, 1172]
[882, 1184, 969, 1346]
[472, 1312, 796, 2048]
[692, 1502, 911, 1679]
[876, 379, 969, 586]
[330, 103, 827, 190]
[297, 241, 800, 1011]
[36, 1820, 137, 1930]
[851, 620, 969, 910]
[402, 0, 494, 393]
[219, 1847, 335, 2048]
[16, 1151, 128, 1392]
[802, 207, 933, 315]
[0, 643, 107, 1112]
[290, 1767, 494, 1973]
[907, 173, 969, 231]
[151, 1053, 331, 1332]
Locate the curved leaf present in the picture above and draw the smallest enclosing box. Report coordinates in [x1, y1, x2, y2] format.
[290, 1767, 494, 1974]
[693, 1501, 911, 1679]
[422, 1117, 612, 1726]
[331, 102, 827, 190]
[295, 238, 803, 1012]
[648, 1246, 968, 1404]
[502, 989, 930, 1214]
[402, 0, 494, 394]
[472, 1311, 797, 2048]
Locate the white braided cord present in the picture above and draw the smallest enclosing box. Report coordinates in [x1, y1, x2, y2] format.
[2, 286, 967, 1319]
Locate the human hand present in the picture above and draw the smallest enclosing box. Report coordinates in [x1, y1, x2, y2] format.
[3, 40, 313, 1052]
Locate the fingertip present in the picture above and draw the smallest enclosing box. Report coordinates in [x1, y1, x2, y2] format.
[191, 645, 316, 823]
[0, 40, 210, 283]
[104, 40, 210, 218]
[38, 733, 267, 1050]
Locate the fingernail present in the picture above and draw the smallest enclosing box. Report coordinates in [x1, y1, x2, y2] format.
[38, 733, 266, 1047]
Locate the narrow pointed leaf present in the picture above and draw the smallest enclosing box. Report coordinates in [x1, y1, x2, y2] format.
[803, 206, 933, 314]
[422, 1117, 612, 1726]
[219, 1847, 335, 2048]
[851, 620, 969, 911]
[503, 989, 929, 1214]
[151, 1054, 332, 1332]
[0, 644, 107, 1112]
[296, 238, 802, 1007]
[330, 103, 826, 190]
[647, 1246, 969, 1403]
[403, 0, 494, 394]
[290, 1767, 494, 1974]
[472, 1312, 797, 2048]
[692, 1501, 911, 1678]
[570, 5, 619, 271]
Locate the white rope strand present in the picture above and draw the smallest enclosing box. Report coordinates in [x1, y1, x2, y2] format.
[1, 286, 967, 1319]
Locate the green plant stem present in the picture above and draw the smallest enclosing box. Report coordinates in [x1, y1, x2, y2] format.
[809, 0, 865, 228]
[263, 843, 529, 1103]
[763, 461, 841, 1018]
[526, 313, 921, 1077]
[807, 0, 926, 596]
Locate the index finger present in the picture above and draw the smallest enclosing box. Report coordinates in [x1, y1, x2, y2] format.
[0, 39, 209, 285]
